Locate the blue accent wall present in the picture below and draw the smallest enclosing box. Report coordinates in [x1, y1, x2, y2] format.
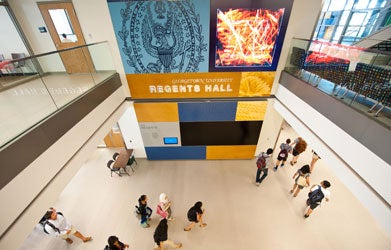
[178, 102, 237, 122]
[145, 146, 206, 160]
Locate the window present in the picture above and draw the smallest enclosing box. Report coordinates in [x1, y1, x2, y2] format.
[313, 0, 390, 45]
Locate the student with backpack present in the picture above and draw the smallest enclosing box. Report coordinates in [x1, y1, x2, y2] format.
[255, 148, 273, 186]
[304, 180, 331, 218]
[274, 139, 292, 171]
[138, 195, 153, 228]
[42, 207, 92, 244]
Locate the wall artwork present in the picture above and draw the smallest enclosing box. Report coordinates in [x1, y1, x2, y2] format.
[107, 0, 210, 74]
[106, 0, 293, 159]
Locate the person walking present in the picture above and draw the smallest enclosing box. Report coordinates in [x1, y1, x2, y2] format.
[105, 235, 129, 250]
[290, 164, 311, 197]
[255, 148, 273, 186]
[138, 195, 152, 228]
[304, 180, 331, 218]
[290, 137, 307, 165]
[43, 208, 92, 244]
[157, 193, 174, 221]
[310, 150, 321, 172]
[154, 218, 182, 250]
[184, 201, 207, 231]
[274, 139, 292, 171]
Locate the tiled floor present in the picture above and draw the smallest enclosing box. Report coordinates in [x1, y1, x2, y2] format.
[18, 124, 391, 250]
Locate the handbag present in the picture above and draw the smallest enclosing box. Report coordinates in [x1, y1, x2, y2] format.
[296, 175, 308, 187]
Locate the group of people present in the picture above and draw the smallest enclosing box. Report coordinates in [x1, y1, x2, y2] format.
[43, 197, 207, 249]
[255, 137, 331, 218]
[135, 194, 207, 249]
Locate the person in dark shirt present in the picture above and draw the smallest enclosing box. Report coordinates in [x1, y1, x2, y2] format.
[153, 219, 182, 250]
[184, 201, 207, 231]
[138, 195, 152, 228]
[105, 235, 129, 250]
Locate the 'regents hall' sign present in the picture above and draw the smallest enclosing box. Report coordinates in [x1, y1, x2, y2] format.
[127, 72, 274, 99]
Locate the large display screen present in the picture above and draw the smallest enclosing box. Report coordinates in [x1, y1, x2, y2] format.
[215, 8, 285, 68]
[180, 121, 262, 146]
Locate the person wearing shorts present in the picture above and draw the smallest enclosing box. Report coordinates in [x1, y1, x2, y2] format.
[274, 139, 292, 171]
[290, 164, 311, 197]
[304, 181, 331, 218]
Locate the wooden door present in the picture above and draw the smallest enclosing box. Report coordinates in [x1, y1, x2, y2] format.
[38, 2, 95, 74]
[104, 129, 126, 148]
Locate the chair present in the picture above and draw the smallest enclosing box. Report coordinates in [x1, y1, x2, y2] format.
[107, 160, 122, 177]
[112, 152, 120, 161]
[126, 155, 137, 172]
[11, 53, 28, 74]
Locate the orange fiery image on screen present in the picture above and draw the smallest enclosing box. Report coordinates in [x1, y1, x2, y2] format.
[216, 8, 284, 67]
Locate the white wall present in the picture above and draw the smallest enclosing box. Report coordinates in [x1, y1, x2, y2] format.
[275, 85, 391, 235]
[117, 103, 147, 157]
[0, 6, 29, 59]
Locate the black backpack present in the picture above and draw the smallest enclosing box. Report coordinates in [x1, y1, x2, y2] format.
[308, 186, 324, 204]
[40, 212, 63, 234]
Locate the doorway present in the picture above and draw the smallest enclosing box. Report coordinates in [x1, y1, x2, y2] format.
[104, 123, 126, 148]
[38, 2, 95, 74]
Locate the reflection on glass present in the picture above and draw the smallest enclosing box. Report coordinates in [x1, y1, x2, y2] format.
[48, 9, 78, 42]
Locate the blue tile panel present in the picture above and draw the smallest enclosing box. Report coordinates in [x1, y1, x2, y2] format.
[145, 146, 206, 160]
[178, 102, 237, 122]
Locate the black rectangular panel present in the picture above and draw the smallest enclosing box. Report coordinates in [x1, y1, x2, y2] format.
[180, 121, 262, 146]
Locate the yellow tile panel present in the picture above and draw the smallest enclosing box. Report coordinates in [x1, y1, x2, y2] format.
[236, 101, 268, 121]
[134, 103, 179, 122]
[206, 145, 256, 159]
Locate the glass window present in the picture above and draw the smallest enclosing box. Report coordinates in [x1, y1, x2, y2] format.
[48, 9, 77, 42]
[350, 12, 368, 25]
[353, 0, 370, 9]
[339, 11, 351, 25]
[329, 0, 348, 11]
[333, 26, 345, 41]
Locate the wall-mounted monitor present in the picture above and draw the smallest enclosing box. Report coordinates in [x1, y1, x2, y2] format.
[163, 137, 179, 145]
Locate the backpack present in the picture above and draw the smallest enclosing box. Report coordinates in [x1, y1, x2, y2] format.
[40, 212, 63, 234]
[256, 154, 267, 169]
[308, 186, 324, 204]
[278, 149, 288, 158]
[134, 205, 141, 218]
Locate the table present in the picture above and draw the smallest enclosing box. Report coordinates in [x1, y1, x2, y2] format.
[113, 149, 134, 175]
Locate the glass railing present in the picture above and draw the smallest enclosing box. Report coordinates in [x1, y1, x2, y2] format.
[284, 38, 391, 128]
[0, 42, 117, 148]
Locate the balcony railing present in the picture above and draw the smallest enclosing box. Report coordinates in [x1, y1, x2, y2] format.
[0, 42, 117, 148]
[284, 38, 391, 128]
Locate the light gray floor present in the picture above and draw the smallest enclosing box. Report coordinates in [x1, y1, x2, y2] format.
[18, 125, 391, 250]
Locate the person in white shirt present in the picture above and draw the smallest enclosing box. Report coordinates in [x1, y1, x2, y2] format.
[304, 181, 331, 218]
[43, 208, 92, 244]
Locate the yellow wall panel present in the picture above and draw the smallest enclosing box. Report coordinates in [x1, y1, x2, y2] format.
[134, 103, 179, 122]
[236, 101, 268, 121]
[206, 145, 256, 159]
